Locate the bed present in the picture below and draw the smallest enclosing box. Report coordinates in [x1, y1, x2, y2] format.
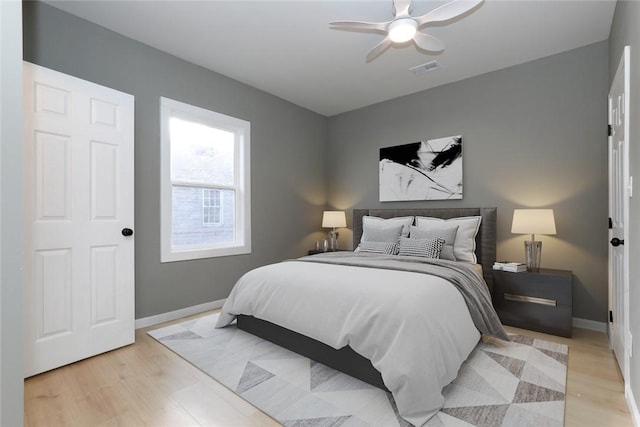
[215, 207, 506, 426]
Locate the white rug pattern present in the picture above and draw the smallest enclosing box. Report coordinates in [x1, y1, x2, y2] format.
[149, 314, 568, 427]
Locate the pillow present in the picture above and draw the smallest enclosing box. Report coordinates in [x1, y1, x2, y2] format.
[362, 215, 414, 238]
[409, 224, 459, 261]
[360, 221, 405, 244]
[398, 237, 444, 259]
[415, 216, 482, 263]
[355, 241, 398, 255]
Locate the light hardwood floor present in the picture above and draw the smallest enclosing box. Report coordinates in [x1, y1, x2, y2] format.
[24, 311, 635, 426]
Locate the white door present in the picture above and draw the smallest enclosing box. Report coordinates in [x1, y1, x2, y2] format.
[608, 46, 630, 380]
[23, 62, 135, 377]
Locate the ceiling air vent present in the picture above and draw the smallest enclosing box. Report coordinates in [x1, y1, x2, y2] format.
[409, 60, 440, 76]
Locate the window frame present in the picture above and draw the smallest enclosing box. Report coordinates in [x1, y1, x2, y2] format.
[160, 97, 251, 262]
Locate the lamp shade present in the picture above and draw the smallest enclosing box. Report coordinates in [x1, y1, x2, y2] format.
[322, 211, 347, 228]
[511, 209, 556, 235]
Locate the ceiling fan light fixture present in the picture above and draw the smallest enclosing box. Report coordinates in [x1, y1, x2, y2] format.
[388, 19, 417, 43]
[330, 0, 484, 61]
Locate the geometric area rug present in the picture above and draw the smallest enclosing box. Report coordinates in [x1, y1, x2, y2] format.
[148, 313, 568, 427]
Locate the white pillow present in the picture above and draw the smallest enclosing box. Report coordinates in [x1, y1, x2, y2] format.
[414, 216, 482, 263]
[362, 216, 414, 238]
[409, 224, 458, 261]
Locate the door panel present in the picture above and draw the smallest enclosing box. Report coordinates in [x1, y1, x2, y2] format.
[91, 245, 118, 325]
[35, 132, 71, 219]
[91, 140, 119, 219]
[35, 249, 72, 338]
[24, 62, 135, 377]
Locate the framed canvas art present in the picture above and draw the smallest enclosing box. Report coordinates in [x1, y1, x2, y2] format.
[379, 135, 462, 201]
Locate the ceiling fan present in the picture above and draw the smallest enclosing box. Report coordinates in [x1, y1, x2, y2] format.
[330, 0, 484, 62]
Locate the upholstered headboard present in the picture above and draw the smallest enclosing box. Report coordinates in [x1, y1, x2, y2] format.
[352, 207, 497, 291]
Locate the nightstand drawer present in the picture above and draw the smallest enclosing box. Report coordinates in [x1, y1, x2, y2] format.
[492, 268, 572, 337]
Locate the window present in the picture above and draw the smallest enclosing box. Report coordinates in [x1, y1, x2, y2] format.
[160, 97, 250, 262]
[202, 188, 222, 226]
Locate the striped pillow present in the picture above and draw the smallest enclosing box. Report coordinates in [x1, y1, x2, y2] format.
[398, 237, 445, 259]
[355, 241, 398, 255]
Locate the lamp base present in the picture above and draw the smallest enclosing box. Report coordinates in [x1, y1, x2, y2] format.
[524, 240, 542, 272]
[329, 230, 339, 251]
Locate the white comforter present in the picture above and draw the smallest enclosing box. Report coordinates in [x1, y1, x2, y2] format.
[216, 256, 483, 426]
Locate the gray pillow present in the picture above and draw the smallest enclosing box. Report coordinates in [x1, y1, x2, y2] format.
[409, 224, 459, 261]
[361, 222, 405, 244]
[415, 216, 481, 263]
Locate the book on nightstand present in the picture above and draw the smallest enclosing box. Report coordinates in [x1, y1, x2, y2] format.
[493, 262, 527, 273]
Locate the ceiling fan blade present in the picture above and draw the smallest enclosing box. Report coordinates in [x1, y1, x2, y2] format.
[366, 37, 393, 62]
[330, 20, 390, 32]
[415, 0, 483, 26]
[392, 0, 413, 18]
[413, 32, 445, 53]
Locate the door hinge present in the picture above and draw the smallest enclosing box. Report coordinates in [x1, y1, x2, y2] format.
[610, 310, 613, 322]
[608, 124, 613, 136]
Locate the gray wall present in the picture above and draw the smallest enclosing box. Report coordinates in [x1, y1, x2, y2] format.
[19, 1, 612, 324]
[327, 41, 609, 323]
[12, 0, 632, 420]
[609, 0, 640, 416]
[1, 0, 24, 425]
[23, 1, 328, 318]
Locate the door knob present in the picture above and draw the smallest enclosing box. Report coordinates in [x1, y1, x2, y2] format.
[122, 228, 134, 237]
[610, 237, 624, 247]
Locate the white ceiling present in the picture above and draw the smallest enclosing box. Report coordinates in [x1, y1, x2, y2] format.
[45, 0, 616, 117]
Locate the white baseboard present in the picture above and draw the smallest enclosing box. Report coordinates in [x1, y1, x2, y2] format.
[135, 299, 226, 329]
[572, 317, 607, 333]
[626, 383, 640, 427]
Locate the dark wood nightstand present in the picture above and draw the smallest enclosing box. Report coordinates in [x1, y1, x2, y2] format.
[492, 268, 573, 337]
[307, 249, 347, 255]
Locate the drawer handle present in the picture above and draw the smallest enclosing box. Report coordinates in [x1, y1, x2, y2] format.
[504, 293, 557, 307]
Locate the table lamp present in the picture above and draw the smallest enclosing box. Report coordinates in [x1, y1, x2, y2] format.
[322, 211, 347, 251]
[511, 209, 556, 272]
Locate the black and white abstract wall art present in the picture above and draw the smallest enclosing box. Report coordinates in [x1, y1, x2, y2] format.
[379, 135, 463, 201]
